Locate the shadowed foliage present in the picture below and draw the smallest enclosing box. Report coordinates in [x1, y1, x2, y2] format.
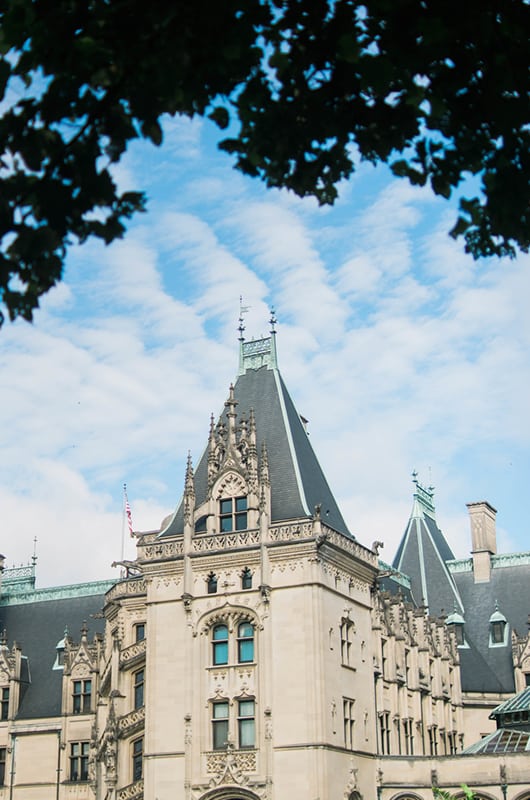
[0, 0, 528, 325]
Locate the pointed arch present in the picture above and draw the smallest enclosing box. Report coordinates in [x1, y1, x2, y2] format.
[198, 786, 261, 800]
[389, 794, 425, 800]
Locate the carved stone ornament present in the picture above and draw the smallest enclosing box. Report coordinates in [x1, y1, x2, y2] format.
[215, 472, 247, 500]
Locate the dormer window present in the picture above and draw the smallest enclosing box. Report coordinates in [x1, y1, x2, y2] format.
[489, 604, 508, 647]
[219, 497, 247, 532]
[446, 608, 466, 648]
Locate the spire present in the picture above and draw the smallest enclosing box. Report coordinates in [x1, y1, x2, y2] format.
[225, 383, 238, 448]
[159, 313, 351, 539]
[392, 475, 463, 616]
[411, 470, 436, 519]
[184, 452, 195, 525]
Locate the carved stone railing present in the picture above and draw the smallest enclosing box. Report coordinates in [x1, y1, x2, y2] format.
[120, 639, 146, 669]
[205, 748, 257, 774]
[140, 538, 184, 561]
[323, 527, 378, 567]
[268, 521, 313, 541]
[135, 520, 377, 567]
[193, 529, 260, 552]
[105, 578, 147, 603]
[118, 706, 145, 738]
[117, 779, 143, 800]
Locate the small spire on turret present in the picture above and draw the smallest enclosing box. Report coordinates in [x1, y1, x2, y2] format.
[225, 383, 238, 448]
[260, 441, 270, 485]
[184, 451, 195, 525]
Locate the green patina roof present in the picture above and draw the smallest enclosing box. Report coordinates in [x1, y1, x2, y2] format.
[490, 686, 530, 719]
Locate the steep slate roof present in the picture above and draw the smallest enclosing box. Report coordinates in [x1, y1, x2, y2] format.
[449, 555, 530, 693]
[0, 582, 112, 719]
[392, 478, 462, 616]
[160, 332, 351, 538]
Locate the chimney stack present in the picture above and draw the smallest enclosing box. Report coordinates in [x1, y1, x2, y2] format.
[467, 501, 497, 583]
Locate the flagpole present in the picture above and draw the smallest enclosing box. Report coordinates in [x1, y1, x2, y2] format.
[121, 484, 127, 573]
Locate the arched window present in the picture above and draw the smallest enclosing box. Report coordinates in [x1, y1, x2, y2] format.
[207, 572, 218, 594]
[212, 625, 229, 665]
[237, 622, 254, 663]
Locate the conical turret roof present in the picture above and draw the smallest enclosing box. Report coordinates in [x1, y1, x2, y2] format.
[159, 325, 351, 538]
[392, 474, 462, 616]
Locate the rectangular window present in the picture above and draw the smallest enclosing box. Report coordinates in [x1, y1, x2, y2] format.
[381, 639, 387, 679]
[0, 688, 8, 721]
[0, 748, 5, 785]
[237, 622, 254, 663]
[134, 669, 144, 709]
[219, 497, 247, 532]
[403, 719, 414, 755]
[135, 623, 145, 642]
[340, 621, 354, 667]
[220, 499, 233, 532]
[238, 699, 255, 748]
[70, 742, 89, 781]
[379, 711, 390, 754]
[212, 701, 229, 750]
[73, 680, 91, 714]
[428, 726, 438, 755]
[343, 698, 355, 749]
[235, 497, 248, 530]
[212, 625, 229, 665]
[132, 738, 143, 781]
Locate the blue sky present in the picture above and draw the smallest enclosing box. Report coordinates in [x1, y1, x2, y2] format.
[1, 115, 528, 587]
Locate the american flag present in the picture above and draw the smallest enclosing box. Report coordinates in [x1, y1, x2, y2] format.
[124, 484, 134, 536]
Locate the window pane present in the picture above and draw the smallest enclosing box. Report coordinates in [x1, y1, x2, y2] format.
[239, 700, 254, 717]
[213, 702, 229, 750]
[239, 718, 255, 747]
[241, 569, 252, 589]
[235, 513, 247, 531]
[213, 625, 228, 641]
[220, 516, 233, 532]
[132, 738, 143, 781]
[238, 700, 255, 749]
[239, 640, 254, 663]
[220, 499, 232, 514]
[213, 641, 228, 665]
[213, 719, 229, 749]
[213, 702, 228, 719]
[235, 497, 247, 512]
[135, 624, 145, 642]
[238, 622, 254, 663]
[239, 622, 253, 638]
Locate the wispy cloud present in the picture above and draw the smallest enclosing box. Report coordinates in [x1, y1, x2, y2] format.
[0, 127, 527, 589]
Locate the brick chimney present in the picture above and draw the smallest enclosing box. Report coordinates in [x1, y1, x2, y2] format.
[467, 501, 497, 583]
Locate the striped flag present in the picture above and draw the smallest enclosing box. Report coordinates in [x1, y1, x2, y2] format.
[124, 484, 134, 537]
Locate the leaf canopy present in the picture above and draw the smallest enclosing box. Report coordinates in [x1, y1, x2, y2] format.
[0, 0, 528, 325]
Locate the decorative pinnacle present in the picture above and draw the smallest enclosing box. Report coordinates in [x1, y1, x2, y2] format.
[270, 308, 277, 333]
[238, 295, 250, 341]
